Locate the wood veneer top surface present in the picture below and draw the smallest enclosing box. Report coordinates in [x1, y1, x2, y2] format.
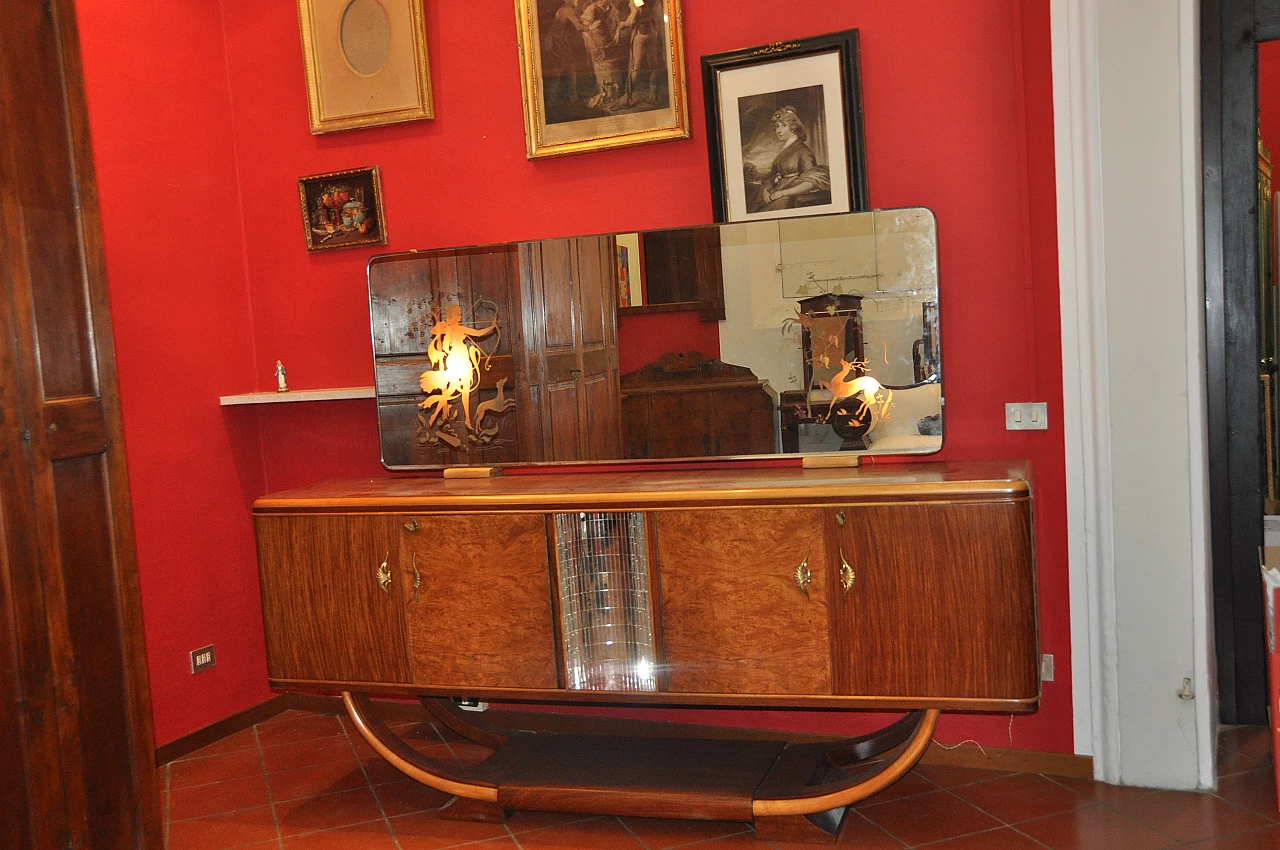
[255, 460, 1029, 512]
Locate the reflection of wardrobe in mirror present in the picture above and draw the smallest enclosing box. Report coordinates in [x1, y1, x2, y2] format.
[519, 236, 622, 461]
[618, 226, 726, 321]
[368, 235, 621, 467]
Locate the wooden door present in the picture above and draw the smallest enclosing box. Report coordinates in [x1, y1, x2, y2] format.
[654, 508, 832, 695]
[254, 515, 411, 684]
[832, 502, 1038, 700]
[403, 513, 558, 689]
[0, 1, 162, 848]
[519, 236, 622, 461]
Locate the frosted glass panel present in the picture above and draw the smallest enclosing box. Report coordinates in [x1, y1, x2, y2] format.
[554, 512, 657, 691]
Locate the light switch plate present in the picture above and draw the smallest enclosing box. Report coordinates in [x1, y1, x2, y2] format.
[190, 644, 216, 674]
[1006, 402, 1048, 430]
[1040, 653, 1055, 682]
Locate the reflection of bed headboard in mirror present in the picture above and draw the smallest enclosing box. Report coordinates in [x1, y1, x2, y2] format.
[367, 207, 941, 469]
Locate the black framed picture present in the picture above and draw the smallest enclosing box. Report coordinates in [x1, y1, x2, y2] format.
[702, 30, 869, 222]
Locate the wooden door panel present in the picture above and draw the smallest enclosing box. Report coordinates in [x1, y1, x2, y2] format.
[405, 513, 557, 689]
[537, 239, 576, 348]
[52, 455, 139, 847]
[547, 382, 583, 460]
[647, 392, 709, 458]
[655, 508, 832, 695]
[25, 208, 96, 398]
[833, 502, 1038, 699]
[0, 511, 34, 850]
[575, 236, 607, 347]
[255, 515, 411, 684]
[709, 389, 774, 456]
[583, 372, 621, 459]
[0, 2, 162, 847]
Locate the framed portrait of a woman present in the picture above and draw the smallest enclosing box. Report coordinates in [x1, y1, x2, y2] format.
[702, 30, 868, 222]
[514, 0, 691, 158]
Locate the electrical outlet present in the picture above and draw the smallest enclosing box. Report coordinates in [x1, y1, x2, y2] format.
[1006, 402, 1049, 430]
[1040, 653, 1054, 682]
[190, 645, 216, 674]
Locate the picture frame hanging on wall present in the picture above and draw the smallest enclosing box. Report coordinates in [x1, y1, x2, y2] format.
[298, 166, 388, 252]
[702, 30, 869, 223]
[296, 0, 434, 134]
[513, 0, 691, 159]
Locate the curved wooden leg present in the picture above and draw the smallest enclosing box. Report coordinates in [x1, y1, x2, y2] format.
[342, 692, 499, 803]
[419, 697, 509, 749]
[824, 709, 930, 767]
[754, 709, 941, 820]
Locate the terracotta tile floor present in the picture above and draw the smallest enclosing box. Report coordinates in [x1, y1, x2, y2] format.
[160, 711, 1278, 849]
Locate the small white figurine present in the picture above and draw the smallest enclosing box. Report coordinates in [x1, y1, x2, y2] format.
[275, 361, 288, 393]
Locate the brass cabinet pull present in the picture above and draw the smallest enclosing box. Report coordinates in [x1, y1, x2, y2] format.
[403, 518, 419, 533]
[793, 552, 812, 598]
[376, 554, 392, 594]
[836, 510, 847, 527]
[840, 551, 855, 592]
[410, 553, 422, 601]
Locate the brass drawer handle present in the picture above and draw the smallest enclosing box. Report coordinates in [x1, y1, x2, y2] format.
[404, 518, 419, 533]
[411, 553, 422, 601]
[840, 551, 855, 592]
[794, 552, 812, 598]
[376, 553, 392, 594]
[836, 510, 847, 527]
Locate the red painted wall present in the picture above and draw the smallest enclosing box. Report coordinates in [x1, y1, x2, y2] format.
[1263, 43, 1280, 191]
[75, 2, 272, 744]
[77, 0, 1071, 753]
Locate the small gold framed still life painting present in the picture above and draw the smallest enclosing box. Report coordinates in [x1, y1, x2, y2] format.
[296, 0, 434, 134]
[702, 30, 869, 223]
[298, 166, 388, 252]
[514, 0, 691, 159]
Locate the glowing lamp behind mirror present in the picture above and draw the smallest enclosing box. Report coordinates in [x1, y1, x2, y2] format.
[368, 207, 940, 469]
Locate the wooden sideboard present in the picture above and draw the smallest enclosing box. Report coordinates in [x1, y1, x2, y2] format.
[253, 462, 1038, 843]
[620, 352, 775, 460]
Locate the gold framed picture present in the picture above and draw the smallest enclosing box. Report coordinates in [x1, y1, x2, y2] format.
[514, 0, 690, 159]
[298, 166, 388, 252]
[296, 0, 434, 134]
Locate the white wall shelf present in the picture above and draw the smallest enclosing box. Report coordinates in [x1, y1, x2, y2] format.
[219, 387, 375, 406]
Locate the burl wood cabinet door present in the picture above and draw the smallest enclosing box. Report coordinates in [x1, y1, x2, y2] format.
[255, 515, 411, 685]
[403, 513, 558, 689]
[655, 508, 832, 695]
[832, 502, 1038, 700]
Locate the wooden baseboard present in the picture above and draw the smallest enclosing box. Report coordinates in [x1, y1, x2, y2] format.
[155, 694, 295, 765]
[156, 696, 1093, 780]
[918, 741, 1093, 779]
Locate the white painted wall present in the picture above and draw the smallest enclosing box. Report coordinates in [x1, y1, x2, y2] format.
[1052, 0, 1214, 788]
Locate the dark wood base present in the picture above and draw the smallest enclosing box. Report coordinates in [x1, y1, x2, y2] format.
[440, 797, 507, 824]
[753, 810, 851, 845]
[346, 694, 938, 844]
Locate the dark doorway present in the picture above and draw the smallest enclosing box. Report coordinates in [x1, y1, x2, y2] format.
[1202, 0, 1276, 725]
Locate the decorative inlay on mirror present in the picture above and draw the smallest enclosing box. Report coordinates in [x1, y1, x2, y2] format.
[367, 207, 941, 469]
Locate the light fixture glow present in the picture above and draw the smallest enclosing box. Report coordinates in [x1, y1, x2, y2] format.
[415, 303, 513, 449]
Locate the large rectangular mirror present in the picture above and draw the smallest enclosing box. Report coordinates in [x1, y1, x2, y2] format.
[367, 207, 941, 469]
